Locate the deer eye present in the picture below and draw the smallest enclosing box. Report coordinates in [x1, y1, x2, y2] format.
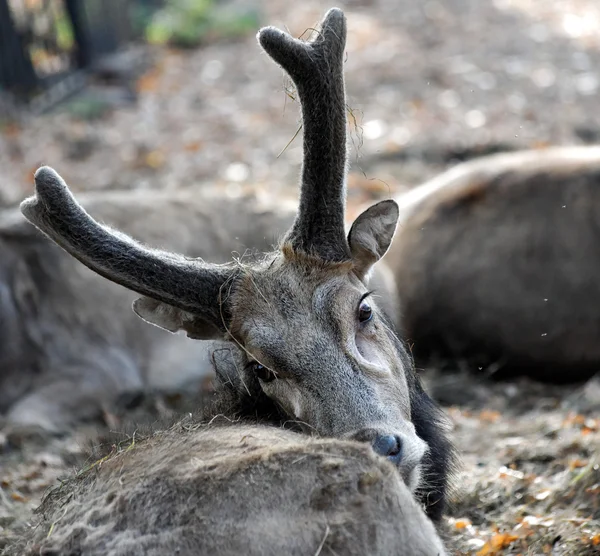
[358, 300, 373, 323]
[247, 361, 276, 382]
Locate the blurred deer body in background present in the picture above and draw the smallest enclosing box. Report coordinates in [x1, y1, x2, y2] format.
[14, 9, 452, 554]
[385, 146, 600, 382]
[0, 188, 297, 431]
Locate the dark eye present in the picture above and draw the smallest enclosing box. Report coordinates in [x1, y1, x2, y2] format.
[247, 361, 276, 383]
[358, 300, 373, 323]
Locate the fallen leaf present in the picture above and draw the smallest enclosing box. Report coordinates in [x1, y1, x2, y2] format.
[22, 470, 42, 481]
[563, 413, 585, 427]
[534, 489, 552, 501]
[531, 140, 551, 149]
[2, 122, 21, 138]
[585, 483, 600, 495]
[11, 492, 28, 503]
[454, 518, 472, 529]
[183, 141, 203, 152]
[479, 410, 501, 423]
[476, 532, 519, 556]
[136, 62, 165, 94]
[145, 150, 166, 169]
[499, 466, 525, 480]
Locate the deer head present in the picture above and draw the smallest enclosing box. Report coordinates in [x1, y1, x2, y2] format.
[21, 9, 431, 492]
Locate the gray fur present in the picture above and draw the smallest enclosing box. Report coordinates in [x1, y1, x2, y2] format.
[0, 187, 296, 431]
[384, 145, 600, 381]
[259, 8, 351, 262]
[18, 7, 451, 521]
[0, 178, 398, 434]
[349, 200, 400, 280]
[13, 424, 446, 556]
[22, 166, 235, 338]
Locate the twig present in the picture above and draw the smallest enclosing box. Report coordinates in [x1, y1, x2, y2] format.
[314, 524, 331, 556]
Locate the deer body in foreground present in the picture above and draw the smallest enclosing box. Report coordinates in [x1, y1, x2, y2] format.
[385, 146, 600, 382]
[14, 7, 452, 553]
[12, 422, 447, 556]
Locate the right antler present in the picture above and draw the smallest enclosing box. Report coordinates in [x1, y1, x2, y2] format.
[21, 167, 235, 336]
[258, 8, 350, 262]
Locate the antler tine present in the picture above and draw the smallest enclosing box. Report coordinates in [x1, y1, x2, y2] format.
[258, 8, 350, 262]
[20, 166, 233, 332]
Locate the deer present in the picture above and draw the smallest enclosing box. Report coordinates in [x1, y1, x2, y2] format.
[0, 187, 302, 433]
[10, 421, 448, 556]
[384, 145, 600, 383]
[0, 188, 398, 434]
[10, 7, 453, 553]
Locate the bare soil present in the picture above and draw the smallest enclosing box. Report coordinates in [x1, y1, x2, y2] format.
[1, 1, 599, 554]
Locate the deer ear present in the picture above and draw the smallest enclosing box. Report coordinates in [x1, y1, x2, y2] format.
[132, 297, 223, 340]
[348, 200, 399, 280]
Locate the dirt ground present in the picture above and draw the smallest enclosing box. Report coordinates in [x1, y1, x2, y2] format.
[1, 0, 599, 554]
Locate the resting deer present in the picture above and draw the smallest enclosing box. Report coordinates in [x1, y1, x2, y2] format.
[0, 188, 398, 433]
[12, 8, 452, 553]
[385, 145, 600, 382]
[11, 421, 448, 556]
[0, 188, 300, 432]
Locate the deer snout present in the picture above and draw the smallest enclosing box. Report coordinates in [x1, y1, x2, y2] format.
[350, 428, 427, 490]
[372, 434, 403, 463]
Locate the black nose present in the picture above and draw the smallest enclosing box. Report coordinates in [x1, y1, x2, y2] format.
[372, 434, 403, 464]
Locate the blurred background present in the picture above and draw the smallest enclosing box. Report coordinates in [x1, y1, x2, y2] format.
[1, 0, 600, 212]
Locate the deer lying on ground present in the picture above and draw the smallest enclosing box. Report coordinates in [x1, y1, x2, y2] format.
[0, 192, 397, 433]
[11, 8, 452, 554]
[0, 189, 300, 433]
[385, 145, 600, 382]
[12, 421, 447, 556]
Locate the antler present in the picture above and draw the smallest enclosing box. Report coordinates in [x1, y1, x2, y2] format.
[258, 8, 350, 262]
[20, 167, 234, 336]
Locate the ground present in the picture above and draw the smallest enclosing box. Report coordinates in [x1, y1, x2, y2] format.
[0, 0, 599, 554]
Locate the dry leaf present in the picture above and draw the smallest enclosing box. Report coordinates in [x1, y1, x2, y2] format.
[1, 122, 21, 138]
[499, 466, 525, 480]
[531, 140, 551, 149]
[453, 518, 472, 529]
[534, 489, 552, 500]
[145, 150, 166, 169]
[476, 532, 520, 555]
[183, 141, 203, 152]
[479, 410, 501, 423]
[585, 483, 600, 495]
[11, 491, 28, 503]
[136, 62, 164, 94]
[22, 469, 42, 481]
[563, 413, 586, 427]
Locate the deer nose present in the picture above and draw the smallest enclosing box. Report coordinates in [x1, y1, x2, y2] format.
[372, 434, 403, 464]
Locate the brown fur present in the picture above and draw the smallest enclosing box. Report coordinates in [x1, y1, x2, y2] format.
[9, 422, 446, 556]
[384, 146, 600, 381]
